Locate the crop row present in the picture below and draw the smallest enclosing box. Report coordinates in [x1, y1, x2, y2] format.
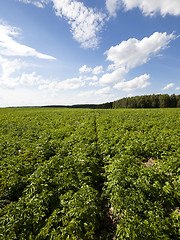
[97, 109, 180, 239]
[0, 109, 104, 239]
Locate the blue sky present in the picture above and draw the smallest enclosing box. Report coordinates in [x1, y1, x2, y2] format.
[0, 0, 180, 107]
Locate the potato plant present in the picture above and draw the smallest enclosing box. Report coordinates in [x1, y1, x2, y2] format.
[0, 108, 179, 239]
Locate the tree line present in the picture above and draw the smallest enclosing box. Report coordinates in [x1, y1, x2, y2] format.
[42, 94, 180, 109]
[112, 94, 180, 109]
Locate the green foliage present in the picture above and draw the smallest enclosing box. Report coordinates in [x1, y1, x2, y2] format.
[112, 94, 180, 108]
[97, 109, 180, 239]
[0, 108, 179, 239]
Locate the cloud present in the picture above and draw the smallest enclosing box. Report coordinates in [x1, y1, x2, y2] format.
[39, 76, 85, 91]
[96, 86, 111, 95]
[19, 72, 42, 85]
[19, 0, 106, 48]
[79, 65, 92, 73]
[98, 32, 176, 92]
[78, 32, 174, 91]
[78, 75, 99, 86]
[78, 86, 111, 97]
[105, 32, 176, 71]
[99, 67, 127, 85]
[79, 65, 103, 75]
[0, 76, 19, 89]
[0, 56, 50, 88]
[0, 56, 22, 78]
[89, 81, 99, 86]
[106, 0, 121, 17]
[0, 56, 94, 92]
[76, 32, 176, 93]
[84, 76, 98, 82]
[77, 86, 113, 104]
[0, 56, 22, 88]
[51, 0, 106, 49]
[106, 0, 180, 17]
[18, 0, 45, 8]
[92, 66, 104, 75]
[0, 22, 55, 59]
[114, 73, 150, 92]
[175, 87, 180, 90]
[121, 0, 180, 17]
[162, 83, 175, 90]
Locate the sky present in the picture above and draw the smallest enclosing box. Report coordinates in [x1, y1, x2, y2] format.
[0, 0, 180, 107]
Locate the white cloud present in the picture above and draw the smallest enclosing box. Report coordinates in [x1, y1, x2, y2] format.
[105, 32, 176, 71]
[78, 75, 99, 86]
[89, 81, 99, 86]
[0, 59, 86, 91]
[0, 75, 19, 89]
[0, 56, 50, 88]
[19, 0, 106, 48]
[0, 22, 55, 59]
[106, 0, 121, 17]
[52, 0, 106, 49]
[39, 76, 85, 91]
[99, 67, 127, 85]
[0, 56, 22, 88]
[161, 83, 175, 90]
[19, 72, 42, 85]
[84, 76, 98, 82]
[0, 56, 21, 78]
[77, 86, 114, 104]
[175, 87, 180, 90]
[79, 65, 92, 73]
[19, 0, 45, 8]
[92, 66, 104, 75]
[79, 65, 103, 75]
[121, 0, 180, 17]
[99, 32, 176, 92]
[106, 0, 180, 17]
[78, 86, 111, 97]
[96, 86, 111, 95]
[114, 73, 150, 92]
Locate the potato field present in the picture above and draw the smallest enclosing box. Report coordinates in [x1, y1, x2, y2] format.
[0, 108, 179, 239]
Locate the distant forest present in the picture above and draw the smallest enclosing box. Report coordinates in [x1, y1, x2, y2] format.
[44, 94, 180, 109]
[80, 94, 180, 109]
[111, 94, 180, 109]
